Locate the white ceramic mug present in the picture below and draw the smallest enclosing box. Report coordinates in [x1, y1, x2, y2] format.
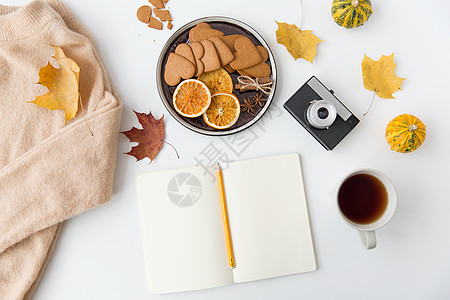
[333, 169, 397, 250]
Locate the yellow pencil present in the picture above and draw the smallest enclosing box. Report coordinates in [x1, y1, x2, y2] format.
[216, 163, 235, 269]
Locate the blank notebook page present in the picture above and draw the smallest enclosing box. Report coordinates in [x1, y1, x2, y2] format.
[136, 167, 233, 294]
[223, 153, 317, 282]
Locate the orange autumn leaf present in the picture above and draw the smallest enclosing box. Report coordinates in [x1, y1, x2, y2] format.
[275, 21, 323, 63]
[122, 111, 165, 163]
[30, 46, 80, 123]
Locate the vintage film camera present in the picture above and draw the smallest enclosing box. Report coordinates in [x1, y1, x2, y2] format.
[284, 76, 359, 150]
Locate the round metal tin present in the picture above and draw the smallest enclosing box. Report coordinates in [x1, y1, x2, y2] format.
[156, 16, 277, 136]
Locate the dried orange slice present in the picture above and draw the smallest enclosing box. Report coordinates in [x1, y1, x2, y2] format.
[203, 93, 240, 129]
[197, 68, 233, 95]
[173, 79, 211, 118]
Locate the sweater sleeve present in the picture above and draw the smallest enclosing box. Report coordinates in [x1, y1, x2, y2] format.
[0, 92, 122, 253]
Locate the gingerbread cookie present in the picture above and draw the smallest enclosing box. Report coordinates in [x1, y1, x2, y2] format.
[189, 23, 224, 43]
[190, 42, 205, 77]
[220, 35, 242, 52]
[224, 64, 235, 74]
[164, 53, 195, 86]
[200, 40, 221, 73]
[137, 6, 152, 24]
[237, 69, 250, 76]
[175, 43, 196, 70]
[190, 42, 204, 59]
[194, 60, 204, 77]
[148, 0, 164, 9]
[256, 46, 269, 62]
[209, 37, 234, 66]
[154, 8, 172, 21]
[229, 36, 262, 70]
[148, 16, 162, 30]
[195, 22, 211, 29]
[242, 62, 271, 78]
[240, 46, 271, 78]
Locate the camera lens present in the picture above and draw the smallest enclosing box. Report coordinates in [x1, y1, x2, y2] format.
[306, 100, 337, 129]
[317, 107, 329, 119]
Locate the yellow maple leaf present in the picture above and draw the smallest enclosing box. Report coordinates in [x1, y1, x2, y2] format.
[53, 46, 80, 83]
[361, 53, 405, 99]
[275, 21, 323, 63]
[30, 46, 80, 123]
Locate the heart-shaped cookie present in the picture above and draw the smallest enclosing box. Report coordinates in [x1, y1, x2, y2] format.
[164, 53, 196, 86]
[189, 24, 224, 43]
[195, 22, 211, 29]
[190, 42, 204, 59]
[229, 36, 262, 70]
[190, 42, 204, 77]
[209, 37, 234, 66]
[220, 35, 242, 52]
[241, 62, 271, 78]
[256, 46, 269, 62]
[194, 60, 204, 77]
[240, 46, 271, 78]
[237, 69, 250, 76]
[175, 43, 196, 72]
[200, 40, 221, 73]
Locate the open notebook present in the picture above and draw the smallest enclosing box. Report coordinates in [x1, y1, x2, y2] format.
[136, 153, 316, 294]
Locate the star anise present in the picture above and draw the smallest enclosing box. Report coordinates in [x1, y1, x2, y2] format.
[252, 93, 267, 107]
[241, 98, 256, 116]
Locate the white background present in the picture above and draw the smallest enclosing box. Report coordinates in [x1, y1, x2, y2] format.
[5, 0, 450, 299]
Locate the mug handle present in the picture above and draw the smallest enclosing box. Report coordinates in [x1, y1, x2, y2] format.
[358, 230, 377, 250]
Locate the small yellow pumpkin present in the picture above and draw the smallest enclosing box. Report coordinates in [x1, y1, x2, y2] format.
[332, 0, 373, 29]
[385, 114, 426, 153]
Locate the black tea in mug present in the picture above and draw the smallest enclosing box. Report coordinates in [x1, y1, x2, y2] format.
[338, 174, 388, 225]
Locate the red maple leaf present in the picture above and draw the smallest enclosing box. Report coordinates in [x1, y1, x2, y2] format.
[121, 111, 165, 163]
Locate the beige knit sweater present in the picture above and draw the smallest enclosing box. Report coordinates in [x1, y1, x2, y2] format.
[0, 1, 123, 299]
